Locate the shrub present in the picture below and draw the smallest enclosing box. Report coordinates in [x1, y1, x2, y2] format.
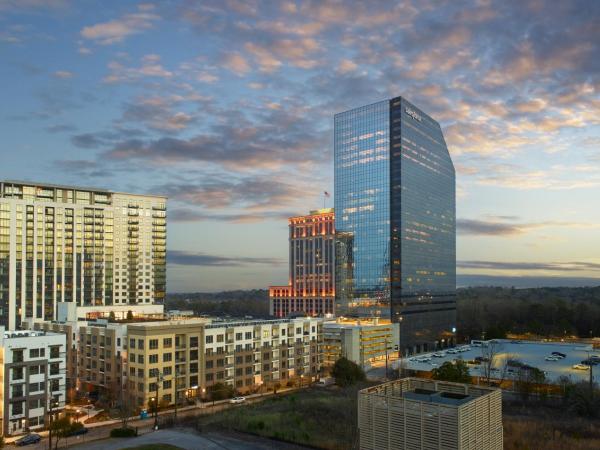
[110, 427, 137, 437]
[431, 359, 471, 383]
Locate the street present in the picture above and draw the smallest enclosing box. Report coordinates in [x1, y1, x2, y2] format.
[5, 387, 303, 450]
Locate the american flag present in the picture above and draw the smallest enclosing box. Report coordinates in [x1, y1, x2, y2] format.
[324, 191, 330, 198]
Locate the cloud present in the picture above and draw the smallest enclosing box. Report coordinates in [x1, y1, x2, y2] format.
[103, 55, 173, 83]
[53, 70, 73, 79]
[120, 96, 197, 132]
[45, 124, 77, 133]
[169, 208, 294, 223]
[81, 4, 159, 45]
[221, 52, 251, 75]
[458, 260, 600, 272]
[168, 250, 282, 267]
[457, 218, 599, 236]
[99, 101, 329, 171]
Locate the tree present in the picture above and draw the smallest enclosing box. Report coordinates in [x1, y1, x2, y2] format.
[431, 360, 471, 383]
[514, 364, 545, 402]
[207, 382, 234, 401]
[49, 417, 78, 450]
[480, 341, 512, 386]
[331, 357, 366, 387]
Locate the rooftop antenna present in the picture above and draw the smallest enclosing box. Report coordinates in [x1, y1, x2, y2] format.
[323, 191, 330, 209]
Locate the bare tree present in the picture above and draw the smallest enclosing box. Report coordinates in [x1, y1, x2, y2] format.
[480, 341, 512, 386]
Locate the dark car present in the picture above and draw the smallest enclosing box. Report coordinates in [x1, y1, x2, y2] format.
[67, 426, 89, 437]
[552, 351, 567, 358]
[15, 433, 42, 446]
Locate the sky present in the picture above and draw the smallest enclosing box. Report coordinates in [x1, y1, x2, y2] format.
[1, 0, 599, 292]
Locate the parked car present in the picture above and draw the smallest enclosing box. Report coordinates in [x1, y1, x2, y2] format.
[316, 377, 335, 387]
[15, 434, 41, 446]
[432, 352, 445, 358]
[581, 359, 598, 366]
[552, 352, 567, 358]
[545, 356, 560, 361]
[67, 426, 89, 437]
[446, 349, 459, 354]
[573, 364, 590, 370]
[229, 396, 246, 404]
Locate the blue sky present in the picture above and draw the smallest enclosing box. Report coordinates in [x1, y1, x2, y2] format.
[1, 0, 599, 292]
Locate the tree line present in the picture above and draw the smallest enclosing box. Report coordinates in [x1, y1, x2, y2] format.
[457, 286, 600, 340]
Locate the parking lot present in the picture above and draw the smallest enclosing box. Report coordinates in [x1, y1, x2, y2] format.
[394, 339, 599, 383]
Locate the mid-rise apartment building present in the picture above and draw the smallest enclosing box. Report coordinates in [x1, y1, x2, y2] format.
[0, 180, 167, 330]
[0, 328, 66, 436]
[323, 318, 400, 368]
[358, 378, 502, 450]
[126, 317, 323, 409]
[270, 208, 335, 317]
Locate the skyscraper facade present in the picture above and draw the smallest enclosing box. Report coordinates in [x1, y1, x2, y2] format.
[269, 208, 335, 317]
[334, 97, 456, 355]
[0, 180, 167, 330]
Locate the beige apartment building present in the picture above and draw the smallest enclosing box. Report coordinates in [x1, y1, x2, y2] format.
[358, 378, 503, 450]
[126, 317, 323, 409]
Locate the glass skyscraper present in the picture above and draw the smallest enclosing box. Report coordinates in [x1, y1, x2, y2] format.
[334, 97, 456, 355]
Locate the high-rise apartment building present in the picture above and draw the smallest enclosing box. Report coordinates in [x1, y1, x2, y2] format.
[0, 180, 166, 329]
[358, 378, 503, 450]
[334, 97, 456, 355]
[269, 208, 335, 317]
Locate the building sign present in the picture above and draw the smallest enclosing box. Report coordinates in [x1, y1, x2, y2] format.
[405, 107, 422, 122]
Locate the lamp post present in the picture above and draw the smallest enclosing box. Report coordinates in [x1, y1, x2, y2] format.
[174, 368, 179, 424]
[153, 372, 163, 430]
[300, 374, 304, 389]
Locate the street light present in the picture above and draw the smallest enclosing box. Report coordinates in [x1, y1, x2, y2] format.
[153, 372, 163, 431]
[300, 374, 304, 389]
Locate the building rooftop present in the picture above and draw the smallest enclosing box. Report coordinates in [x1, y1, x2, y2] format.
[1, 179, 166, 199]
[3, 329, 61, 339]
[360, 377, 499, 409]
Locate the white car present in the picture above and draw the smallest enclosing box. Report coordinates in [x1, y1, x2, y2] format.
[229, 396, 246, 404]
[545, 356, 559, 361]
[432, 352, 445, 358]
[446, 349, 459, 354]
[572, 364, 590, 370]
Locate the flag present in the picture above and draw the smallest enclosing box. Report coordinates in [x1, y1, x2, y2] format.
[324, 191, 330, 198]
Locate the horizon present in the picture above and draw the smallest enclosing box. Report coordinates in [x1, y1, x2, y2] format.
[1, 1, 599, 292]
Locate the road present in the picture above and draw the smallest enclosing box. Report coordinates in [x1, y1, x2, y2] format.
[5, 387, 303, 450]
[66, 428, 311, 450]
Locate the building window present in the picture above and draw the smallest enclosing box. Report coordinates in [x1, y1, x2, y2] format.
[148, 354, 158, 364]
[235, 332, 242, 340]
[163, 338, 172, 348]
[163, 353, 172, 362]
[217, 335, 224, 343]
[138, 339, 144, 349]
[190, 350, 198, 361]
[206, 373, 213, 382]
[163, 380, 172, 389]
[149, 339, 159, 350]
[190, 363, 198, 374]
[245, 332, 252, 339]
[130, 339, 135, 349]
[149, 383, 157, 392]
[206, 336, 213, 344]
[189, 336, 198, 348]
[163, 367, 172, 376]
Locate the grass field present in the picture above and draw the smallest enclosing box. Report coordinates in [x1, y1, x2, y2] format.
[190, 384, 600, 450]
[195, 385, 371, 450]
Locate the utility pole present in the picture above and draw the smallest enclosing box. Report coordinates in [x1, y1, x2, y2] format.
[174, 368, 179, 424]
[384, 335, 389, 381]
